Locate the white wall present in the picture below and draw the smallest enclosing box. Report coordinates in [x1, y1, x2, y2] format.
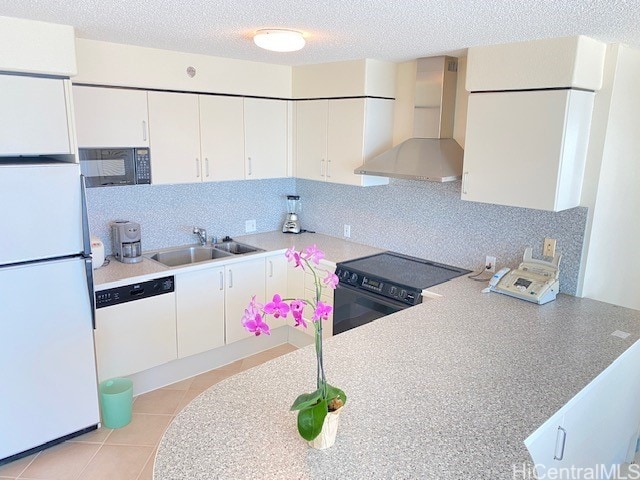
[580, 44, 640, 310]
[74, 39, 291, 98]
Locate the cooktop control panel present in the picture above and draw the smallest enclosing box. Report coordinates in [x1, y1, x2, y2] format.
[335, 267, 421, 306]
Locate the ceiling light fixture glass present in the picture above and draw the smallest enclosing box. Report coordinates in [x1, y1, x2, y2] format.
[253, 29, 305, 52]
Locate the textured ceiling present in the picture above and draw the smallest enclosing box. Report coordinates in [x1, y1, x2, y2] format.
[1, 0, 639, 65]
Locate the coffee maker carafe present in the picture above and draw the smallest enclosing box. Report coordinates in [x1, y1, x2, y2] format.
[282, 195, 301, 234]
[111, 220, 142, 263]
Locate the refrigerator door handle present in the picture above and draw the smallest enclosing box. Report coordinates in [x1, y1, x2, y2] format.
[80, 175, 96, 329]
[80, 175, 92, 257]
[84, 256, 96, 329]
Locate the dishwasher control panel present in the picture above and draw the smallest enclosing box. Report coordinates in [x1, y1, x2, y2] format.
[96, 276, 174, 308]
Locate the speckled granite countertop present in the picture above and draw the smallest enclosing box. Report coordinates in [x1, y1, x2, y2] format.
[154, 275, 640, 479]
[94, 232, 383, 288]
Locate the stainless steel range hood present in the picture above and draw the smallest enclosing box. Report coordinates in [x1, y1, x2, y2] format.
[355, 56, 464, 182]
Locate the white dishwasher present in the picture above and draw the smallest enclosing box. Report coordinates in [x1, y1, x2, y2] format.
[94, 276, 177, 382]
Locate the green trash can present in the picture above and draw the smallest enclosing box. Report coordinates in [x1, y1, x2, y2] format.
[99, 378, 133, 429]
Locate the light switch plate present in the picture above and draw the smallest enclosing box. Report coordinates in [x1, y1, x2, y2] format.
[245, 219, 256, 233]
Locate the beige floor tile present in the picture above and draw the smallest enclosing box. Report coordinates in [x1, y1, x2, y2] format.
[105, 414, 172, 447]
[77, 445, 152, 480]
[18, 442, 99, 480]
[189, 369, 235, 393]
[67, 427, 112, 444]
[174, 388, 203, 414]
[135, 448, 156, 480]
[133, 389, 184, 415]
[161, 377, 193, 391]
[0, 454, 38, 478]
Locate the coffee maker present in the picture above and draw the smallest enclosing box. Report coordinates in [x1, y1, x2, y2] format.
[110, 220, 142, 263]
[282, 195, 301, 234]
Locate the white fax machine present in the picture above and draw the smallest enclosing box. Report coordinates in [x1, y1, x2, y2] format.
[490, 247, 561, 305]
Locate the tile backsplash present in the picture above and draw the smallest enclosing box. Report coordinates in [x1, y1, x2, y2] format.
[87, 177, 587, 294]
[86, 178, 296, 254]
[296, 179, 587, 295]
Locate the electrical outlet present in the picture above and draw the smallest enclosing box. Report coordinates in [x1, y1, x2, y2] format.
[543, 238, 556, 257]
[343, 224, 351, 238]
[485, 255, 496, 273]
[245, 219, 256, 233]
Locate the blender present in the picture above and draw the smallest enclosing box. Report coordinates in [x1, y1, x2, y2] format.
[282, 195, 302, 234]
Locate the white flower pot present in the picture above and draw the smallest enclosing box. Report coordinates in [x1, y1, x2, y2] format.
[308, 407, 343, 450]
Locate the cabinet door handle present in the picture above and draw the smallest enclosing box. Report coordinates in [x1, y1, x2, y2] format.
[462, 171, 468, 195]
[247, 157, 252, 176]
[205, 158, 210, 177]
[269, 260, 273, 277]
[553, 426, 567, 461]
[320, 159, 325, 177]
[142, 121, 147, 142]
[196, 158, 200, 178]
[228, 269, 233, 288]
[219, 271, 224, 290]
[326, 159, 331, 178]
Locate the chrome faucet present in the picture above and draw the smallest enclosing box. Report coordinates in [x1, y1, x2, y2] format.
[193, 226, 207, 246]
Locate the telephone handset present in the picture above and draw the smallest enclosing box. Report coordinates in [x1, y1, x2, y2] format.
[490, 247, 561, 305]
[489, 267, 511, 287]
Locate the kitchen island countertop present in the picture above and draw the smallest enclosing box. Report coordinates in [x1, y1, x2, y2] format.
[154, 268, 640, 478]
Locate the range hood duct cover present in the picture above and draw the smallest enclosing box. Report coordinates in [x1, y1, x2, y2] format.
[355, 56, 464, 182]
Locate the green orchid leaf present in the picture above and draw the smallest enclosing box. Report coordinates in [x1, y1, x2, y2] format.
[290, 389, 323, 411]
[325, 383, 347, 405]
[297, 399, 328, 441]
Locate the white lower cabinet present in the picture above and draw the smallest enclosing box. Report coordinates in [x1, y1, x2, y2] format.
[176, 267, 225, 358]
[265, 253, 289, 329]
[94, 292, 177, 382]
[525, 339, 640, 475]
[225, 257, 267, 344]
[288, 260, 335, 339]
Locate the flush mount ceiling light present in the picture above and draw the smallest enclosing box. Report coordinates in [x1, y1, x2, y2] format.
[253, 29, 305, 52]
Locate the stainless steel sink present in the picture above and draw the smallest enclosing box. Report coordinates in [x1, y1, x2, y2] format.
[213, 241, 264, 255]
[147, 246, 233, 267]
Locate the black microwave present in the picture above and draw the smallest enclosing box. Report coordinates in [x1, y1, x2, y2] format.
[79, 148, 151, 187]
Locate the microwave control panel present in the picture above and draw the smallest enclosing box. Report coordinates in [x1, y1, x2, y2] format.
[134, 148, 151, 184]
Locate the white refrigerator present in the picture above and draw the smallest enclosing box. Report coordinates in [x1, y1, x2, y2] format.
[0, 162, 100, 463]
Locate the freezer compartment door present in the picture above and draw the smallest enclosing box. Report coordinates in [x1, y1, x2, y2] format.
[0, 257, 99, 460]
[0, 163, 84, 265]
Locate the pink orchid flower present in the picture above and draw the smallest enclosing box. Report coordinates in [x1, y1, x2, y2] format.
[312, 301, 333, 322]
[290, 300, 307, 328]
[285, 246, 305, 269]
[322, 271, 339, 289]
[302, 244, 325, 265]
[242, 312, 270, 336]
[264, 294, 290, 318]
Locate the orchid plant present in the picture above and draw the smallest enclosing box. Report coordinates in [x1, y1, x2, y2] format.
[241, 245, 347, 442]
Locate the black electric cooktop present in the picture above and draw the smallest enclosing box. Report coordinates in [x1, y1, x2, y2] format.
[343, 252, 469, 289]
[336, 251, 471, 304]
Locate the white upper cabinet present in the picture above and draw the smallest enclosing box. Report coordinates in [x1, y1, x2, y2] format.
[295, 100, 328, 181]
[148, 91, 201, 184]
[295, 98, 393, 186]
[244, 98, 288, 179]
[462, 89, 594, 211]
[199, 95, 245, 182]
[73, 86, 149, 148]
[461, 36, 605, 211]
[0, 75, 72, 156]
